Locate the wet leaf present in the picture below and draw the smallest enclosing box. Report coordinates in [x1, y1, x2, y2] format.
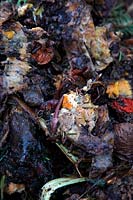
[112, 97, 133, 113]
[41, 177, 87, 200]
[0, 1, 132, 199]
[63, 0, 113, 75]
[3, 31, 15, 40]
[2, 58, 30, 93]
[114, 123, 133, 161]
[0, 2, 13, 25]
[32, 46, 54, 65]
[57, 92, 114, 173]
[5, 183, 25, 194]
[18, 3, 33, 16]
[90, 27, 113, 71]
[106, 79, 132, 98]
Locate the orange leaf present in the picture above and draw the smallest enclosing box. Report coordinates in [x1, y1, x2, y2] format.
[3, 31, 15, 39]
[62, 94, 73, 110]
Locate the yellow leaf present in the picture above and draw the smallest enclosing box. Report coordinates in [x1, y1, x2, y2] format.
[106, 79, 132, 98]
[3, 31, 15, 39]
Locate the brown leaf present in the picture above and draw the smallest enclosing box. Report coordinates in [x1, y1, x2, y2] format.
[2, 58, 30, 93]
[114, 123, 133, 161]
[5, 183, 25, 194]
[32, 45, 54, 65]
[0, 2, 13, 25]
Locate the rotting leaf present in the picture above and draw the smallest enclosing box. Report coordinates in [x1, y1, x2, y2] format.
[59, 0, 113, 75]
[3, 31, 15, 40]
[32, 43, 54, 65]
[0, 105, 53, 193]
[30, 28, 54, 65]
[17, 3, 33, 17]
[0, 1, 132, 199]
[2, 58, 31, 93]
[106, 79, 132, 99]
[111, 97, 133, 113]
[114, 123, 133, 161]
[90, 27, 113, 71]
[41, 177, 87, 200]
[5, 182, 25, 195]
[0, 20, 31, 94]
[56, 91, 114, 174]
[0, 21, 28, 59]
[0, 2, 13, 25]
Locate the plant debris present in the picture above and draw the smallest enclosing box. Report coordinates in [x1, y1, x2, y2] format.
[0, 0, 133, 200]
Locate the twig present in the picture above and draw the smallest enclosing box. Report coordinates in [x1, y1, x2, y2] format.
[51, 95, 64, 134]
[12, 95, 50, 135]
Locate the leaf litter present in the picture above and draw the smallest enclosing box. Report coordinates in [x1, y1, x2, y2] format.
[0, 0, 133, 200]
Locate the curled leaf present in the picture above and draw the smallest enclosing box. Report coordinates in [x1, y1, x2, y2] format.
[41, 177, 87, 200]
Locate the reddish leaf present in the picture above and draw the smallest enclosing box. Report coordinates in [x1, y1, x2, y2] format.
[32, 46, 54, 65]
[112, 97, 133, 113]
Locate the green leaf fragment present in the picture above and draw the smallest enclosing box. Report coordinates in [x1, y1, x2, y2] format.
[17, 0, 27, 6]
[0, 176, 5, 200]
[56, 143, 79, 165]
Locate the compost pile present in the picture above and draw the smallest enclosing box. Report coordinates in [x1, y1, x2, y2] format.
[0, 0, 133, 200]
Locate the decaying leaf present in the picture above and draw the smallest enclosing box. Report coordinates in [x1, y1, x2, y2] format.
[0, 2, 13, 25]
[2, 58, 30, 93]
[0, 21, 28, 59]
[0, 20, 31, 93]
[62, 0, 113, 74]
[17, 3, 33, 17]
[114, 123, 133, 161]
[5, 183, 25, 194]
[0, 1, 132, 199]
[58, 92, 98, 135]
[106, 79, 132, 98]
[0, 13, 54, 94]
[0, 105, 53, 192]
[32, 41, 54, 65]
[90, 27, 113, 71]
[41, 177, 87, 200]
[56, 91, 114, 173]
[111, 97, 133, 114]
[29, 28, 54, 65]
[3, 31, 15, 40]
[62, 93, 78, 110]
